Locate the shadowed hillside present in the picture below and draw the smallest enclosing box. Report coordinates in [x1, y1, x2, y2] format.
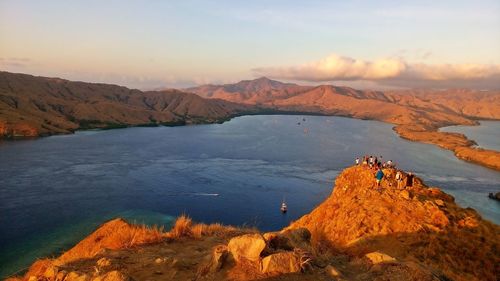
[0, 72, 250, 138]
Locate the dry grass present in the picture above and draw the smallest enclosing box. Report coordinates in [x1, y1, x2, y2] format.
[168, 214, 193, 238]
[166, 215, 251, 239]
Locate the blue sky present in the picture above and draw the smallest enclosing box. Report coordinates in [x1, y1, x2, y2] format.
[1, 0, 499, 89]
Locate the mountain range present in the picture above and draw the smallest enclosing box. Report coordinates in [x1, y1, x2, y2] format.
[1, 71, 499, 170]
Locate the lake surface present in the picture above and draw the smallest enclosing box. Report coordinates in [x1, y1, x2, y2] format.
[1, 115, 499, 277]
[440, 121, 500, 151]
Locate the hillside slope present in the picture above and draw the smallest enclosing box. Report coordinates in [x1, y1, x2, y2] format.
[0, 72, 249, 137]
[188, 79, 500, 170]
[288, 165, 500, 281]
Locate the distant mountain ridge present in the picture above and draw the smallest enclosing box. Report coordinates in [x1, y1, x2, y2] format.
[187, 77, 500, 170]
[186, 77, 311, 104]
[1, 71, 499, 170]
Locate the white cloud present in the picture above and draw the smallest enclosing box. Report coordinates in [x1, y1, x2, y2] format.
[253, 54, 500, 89]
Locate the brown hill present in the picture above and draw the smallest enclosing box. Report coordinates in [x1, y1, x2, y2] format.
[0, 72, 250, 138]
[186, 77, 311, 105]
[188, 80, 500, 170]
[288, 165, 500, 281]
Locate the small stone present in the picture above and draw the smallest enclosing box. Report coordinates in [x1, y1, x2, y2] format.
[365, 252, 397, 264]
[96, 257, 111, 267]
[434, 199, 445, 207]
[325, 264, 341, 277]
[155, 257, 164, 264]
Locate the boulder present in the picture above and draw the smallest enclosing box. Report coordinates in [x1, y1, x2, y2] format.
[261, 252, 301, 274]
[228, 233, 266, 263]
[365, 252, 397, 264]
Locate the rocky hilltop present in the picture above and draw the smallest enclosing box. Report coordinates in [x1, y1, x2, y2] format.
[8, 166, 499, 281]
[0, 72, 250, 138]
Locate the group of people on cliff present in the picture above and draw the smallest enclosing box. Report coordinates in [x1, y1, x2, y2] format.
[355, 155, 392, 169]
[355, 155, 414, 189]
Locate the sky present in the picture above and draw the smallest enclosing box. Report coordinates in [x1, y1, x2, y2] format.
[1, 0, 499, 89]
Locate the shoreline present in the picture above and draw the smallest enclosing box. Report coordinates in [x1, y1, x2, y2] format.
[3, 112, 499, 172]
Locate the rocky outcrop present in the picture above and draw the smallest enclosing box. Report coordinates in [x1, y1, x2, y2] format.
[227, 234, 267, 263]
[288, 165, 500, 281]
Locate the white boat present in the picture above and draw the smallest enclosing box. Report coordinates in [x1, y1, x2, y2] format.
[281, 201, 288, 213]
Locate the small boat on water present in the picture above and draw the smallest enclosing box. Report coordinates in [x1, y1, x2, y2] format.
[281, 201, 288, 213]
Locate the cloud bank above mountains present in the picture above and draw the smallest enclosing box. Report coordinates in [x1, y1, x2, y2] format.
[253, 54, 500, 89]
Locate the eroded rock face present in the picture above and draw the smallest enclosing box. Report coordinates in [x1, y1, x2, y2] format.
[261, 252, 300, 274]
[227, 233, 266, 263]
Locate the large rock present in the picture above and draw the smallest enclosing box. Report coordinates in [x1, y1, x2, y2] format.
[365, 252, 397, 264]
[228, 234, 266, 263]
[261, 252, 300, 274]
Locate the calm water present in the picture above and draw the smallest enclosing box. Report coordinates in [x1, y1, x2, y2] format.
[1, 115, 499, 277]
[440, 121, 500, 151]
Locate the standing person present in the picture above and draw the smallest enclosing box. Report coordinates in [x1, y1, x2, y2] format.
[363, 156, 368, 165]
[375, 167, 384, 188]
[369, 156, 374, 167]
[406, 172, 414, 188]
[355, 157, 360, 165]
[395, 170, 403, 189]
[387, 159, 393, 168]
